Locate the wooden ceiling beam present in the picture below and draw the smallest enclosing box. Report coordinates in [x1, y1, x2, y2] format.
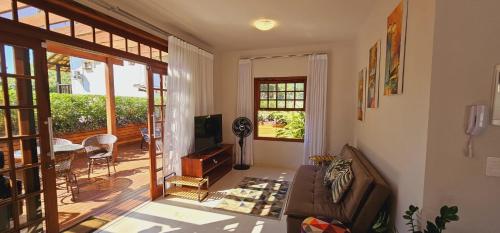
[21, 0, 168, 51]
[46, 41, 123, 66]
[0, 0, 168, 67]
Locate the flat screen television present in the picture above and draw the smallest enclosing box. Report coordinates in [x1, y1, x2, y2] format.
[194, 114, 223, 153]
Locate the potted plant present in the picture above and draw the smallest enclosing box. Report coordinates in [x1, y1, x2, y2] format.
[403, 205, 459, 233]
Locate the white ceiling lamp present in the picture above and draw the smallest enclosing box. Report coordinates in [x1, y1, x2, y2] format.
[253, 19, 277, 31]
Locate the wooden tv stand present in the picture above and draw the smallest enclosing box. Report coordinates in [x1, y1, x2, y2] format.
[181, 144, 233, 187]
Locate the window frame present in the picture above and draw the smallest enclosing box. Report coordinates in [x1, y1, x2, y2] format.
[253, 76, 307, 142]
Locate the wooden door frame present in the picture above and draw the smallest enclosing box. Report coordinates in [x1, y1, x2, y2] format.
[43, 42, 167, 202]
[0, 32, 59, 232]
[146, 65, 167, 200]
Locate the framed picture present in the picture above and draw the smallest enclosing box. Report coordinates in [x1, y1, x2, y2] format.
[367, 41, 381, 108]
[384, 0, 408, 95]
[357, 68, 366, 121]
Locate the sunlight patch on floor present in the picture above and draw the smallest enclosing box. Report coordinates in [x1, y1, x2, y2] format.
[97, 167, 296, 233]
[134, 202, 235, 225]
[251, 220, 265, 233]
[96, 202, 235, 232]
[223, 222, 239, 232]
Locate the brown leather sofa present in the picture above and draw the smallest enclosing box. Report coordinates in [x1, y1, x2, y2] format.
[284, 144, 390, 233]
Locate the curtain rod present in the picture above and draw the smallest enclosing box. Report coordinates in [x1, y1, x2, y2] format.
[242, 52, 327, 61]
[89, 0, 172, 37]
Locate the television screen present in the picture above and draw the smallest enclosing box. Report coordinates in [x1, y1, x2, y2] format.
[194, 114, 222, 153]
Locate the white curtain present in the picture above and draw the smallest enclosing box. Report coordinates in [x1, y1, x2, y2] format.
[163, 36, 214, 176]
[304, 54, 328, 164]
[235, 59, 254, 166]
[194, 49, 214, 115]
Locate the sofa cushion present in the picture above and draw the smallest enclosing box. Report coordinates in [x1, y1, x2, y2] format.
[285, 165, 349, 223]
[339, 146, 374, 222]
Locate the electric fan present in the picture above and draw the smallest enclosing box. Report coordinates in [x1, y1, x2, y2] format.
[232, 117, 253, 170]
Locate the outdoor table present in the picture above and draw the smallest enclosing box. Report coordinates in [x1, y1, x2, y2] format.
[14, 144, 85, 162]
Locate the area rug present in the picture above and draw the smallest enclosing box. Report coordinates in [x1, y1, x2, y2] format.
[63, 216, 109, 233]
[214, 177, 290, 220]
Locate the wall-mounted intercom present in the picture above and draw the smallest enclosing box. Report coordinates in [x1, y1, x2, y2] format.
[465, 104, 487, 157]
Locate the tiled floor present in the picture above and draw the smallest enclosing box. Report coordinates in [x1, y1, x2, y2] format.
[96, 166, 296, 233]
[57, 142, 151, 230]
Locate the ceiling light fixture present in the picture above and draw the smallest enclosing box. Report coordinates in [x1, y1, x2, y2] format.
[253, 19, 277, 31]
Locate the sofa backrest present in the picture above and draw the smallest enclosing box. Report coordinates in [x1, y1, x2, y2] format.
[340, 146, 374, 222]
[340, 144, 390, 233]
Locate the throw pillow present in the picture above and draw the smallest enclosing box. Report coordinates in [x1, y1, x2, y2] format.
[323, 157, 351, 187]
[331, 165, 353, 203]
[323, 156, 340, 186]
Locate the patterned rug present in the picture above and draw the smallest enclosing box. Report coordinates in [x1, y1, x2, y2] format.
[214, 177, 290, 220]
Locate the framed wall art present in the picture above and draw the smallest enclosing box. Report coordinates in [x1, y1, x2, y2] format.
[384, 0, 408, 95]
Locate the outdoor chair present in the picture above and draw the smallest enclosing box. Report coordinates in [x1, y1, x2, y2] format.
[53, 138, 79, 200]
[140, 128, 149, 149]
[82, 134, 118, 178]
[140, 127, 161, 150]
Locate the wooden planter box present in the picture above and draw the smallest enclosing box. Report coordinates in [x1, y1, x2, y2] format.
[0, 124, 147, 166]
[55, 123, 147, 145]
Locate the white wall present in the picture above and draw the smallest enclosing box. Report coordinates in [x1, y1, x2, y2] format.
[70, 59, 106, 95]
[214, 42, 356, 170]
[353, 0, 435, 231]
[113, 61, 147, 97]
[70, 58, 147, 97]
[423, 1, 500, 232]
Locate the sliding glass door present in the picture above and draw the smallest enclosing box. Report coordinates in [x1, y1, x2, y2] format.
[0, 34, 58, 232]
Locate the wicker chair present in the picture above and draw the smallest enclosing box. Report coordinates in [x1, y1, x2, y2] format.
[53, 138, 79, 200]
[82, 134, 118, 178]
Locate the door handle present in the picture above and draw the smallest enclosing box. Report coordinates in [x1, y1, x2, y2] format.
[47, 117, 55, 161]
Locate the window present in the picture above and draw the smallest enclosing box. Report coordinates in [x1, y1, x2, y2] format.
[48, 12, 71, 36]
[254, 77, 306, 141]
[94, 28, 110, 47]
[17, 2, 46, 29]
[74, 21, 93, 42]
[0, 0, 13, 20]
[112, 34, 126, 51]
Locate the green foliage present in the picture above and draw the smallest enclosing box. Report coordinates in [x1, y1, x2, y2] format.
[115, 96, 148, 126]
[404, 205, 420, 233]
[267, 111, 288, 125]
[404, 205, 459, 233]
[256, 111, 305, 139]
[48, 70, 71, 93]
[50, 93, 147, 134]
[372, 209, 390, 233]
[276, 111, 305, 139]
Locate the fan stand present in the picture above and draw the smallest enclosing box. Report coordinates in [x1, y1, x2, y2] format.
[233, 133, 250, 170]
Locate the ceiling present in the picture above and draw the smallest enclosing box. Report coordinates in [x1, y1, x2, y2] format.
[82, 0, 375, 51]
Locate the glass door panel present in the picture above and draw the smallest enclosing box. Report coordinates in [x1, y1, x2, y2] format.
[147, 67, 166, 199]
[0, 35, 58, 232]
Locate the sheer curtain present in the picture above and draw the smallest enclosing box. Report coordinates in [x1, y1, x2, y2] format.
[304, 54, 328, 164]
[163, 36, 214, 176]
[235, 59, 254, 166]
